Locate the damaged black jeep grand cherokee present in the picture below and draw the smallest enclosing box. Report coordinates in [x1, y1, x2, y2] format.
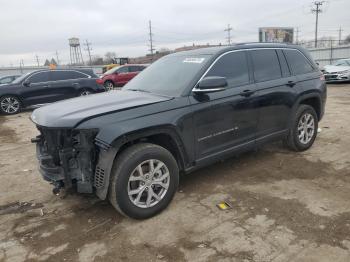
[31, 43, 327, 219]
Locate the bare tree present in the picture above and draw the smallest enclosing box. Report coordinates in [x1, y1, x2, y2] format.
[344, 34, 350, 44]
[104, 52, 117, 64]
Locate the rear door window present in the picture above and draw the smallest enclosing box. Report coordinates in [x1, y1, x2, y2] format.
[27, 72, 49, 83]
[129, 66, 142, 72]
[205, 51, 250, 87]
[251, 49, 282, 82]
[50, 71, 87, 81]
[283, 49, 314, 75]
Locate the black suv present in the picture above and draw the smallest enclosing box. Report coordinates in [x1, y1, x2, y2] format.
[31, 43, 327, 219]
[0, 69, 105, 114]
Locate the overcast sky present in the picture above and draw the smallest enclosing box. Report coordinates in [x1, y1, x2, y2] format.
[0, 0, 349, 66]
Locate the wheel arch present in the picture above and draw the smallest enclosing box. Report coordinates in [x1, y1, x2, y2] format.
[297, 93, 322, 121]
[94, 126, 188, 200]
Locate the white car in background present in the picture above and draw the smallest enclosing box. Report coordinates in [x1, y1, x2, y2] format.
[322, 59, 350, 83]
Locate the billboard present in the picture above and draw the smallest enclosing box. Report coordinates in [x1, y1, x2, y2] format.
[259, 27, 294, 43]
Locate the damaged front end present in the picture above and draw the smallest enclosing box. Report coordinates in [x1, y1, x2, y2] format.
[32, 127, 99, 194]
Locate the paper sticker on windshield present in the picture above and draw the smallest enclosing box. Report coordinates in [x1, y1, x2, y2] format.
[183, 58, 205, 64]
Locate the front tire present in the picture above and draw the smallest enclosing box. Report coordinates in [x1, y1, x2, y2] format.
[285, 105, 318, 151]
[104, 81, 114, 91]
[0, 95, 21, 115]
[109, 143, 179, 219]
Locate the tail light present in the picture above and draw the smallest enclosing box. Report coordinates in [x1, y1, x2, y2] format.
[96, 78, 103, 85]
[320, 74, 325, 81]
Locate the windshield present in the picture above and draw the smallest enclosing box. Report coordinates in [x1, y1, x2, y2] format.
[12, 72, 31, 84]
[124, 55, 210, 97]
[333, 59, 350, 66]
[104, 66, 120, 75]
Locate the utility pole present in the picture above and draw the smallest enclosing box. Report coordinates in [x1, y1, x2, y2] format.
[311, 1, 324, 48]
[35, 54, 40, 67]
[84, 40, 93, 66]
[55, 50, 60, 66]
[224, 24, 233, 45]
[148, 20, 155, 61]
[19, 59, 24, 74]
[338, 26, 343, 45]
[295, 27, 300, 44]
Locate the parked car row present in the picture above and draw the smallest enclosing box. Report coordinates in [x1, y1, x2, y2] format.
[0, 64, 147, 115]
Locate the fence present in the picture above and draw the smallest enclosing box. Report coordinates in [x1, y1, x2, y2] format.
[299, 40, 350, 67]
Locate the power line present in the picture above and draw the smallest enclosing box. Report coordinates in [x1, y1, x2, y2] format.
[34, 54, 40, 67]
[84, 40, 93, 66]
[311, 1, 325, 48]
[148, 20, 155, 61]
[295, 27, 300, 44]
[224, 24, 233, 45]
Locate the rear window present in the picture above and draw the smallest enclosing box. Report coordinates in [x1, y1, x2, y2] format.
[251, 49, 282, 82]
[283, 49, 314, 75]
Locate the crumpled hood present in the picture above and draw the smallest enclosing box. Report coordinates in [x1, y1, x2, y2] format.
[31, 90, 172, 128]
[323, 65, 350, 73]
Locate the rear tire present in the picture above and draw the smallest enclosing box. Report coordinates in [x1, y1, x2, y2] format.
[109, 143, 179, 219]
[284, 105, 318, 151]
[0, 95, 21, 115]
[79, 89, 92, 96]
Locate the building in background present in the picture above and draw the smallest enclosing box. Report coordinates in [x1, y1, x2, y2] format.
[259, 27, 294, 43]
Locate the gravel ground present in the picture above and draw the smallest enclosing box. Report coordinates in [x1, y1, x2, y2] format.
[0, 84, 349, 262]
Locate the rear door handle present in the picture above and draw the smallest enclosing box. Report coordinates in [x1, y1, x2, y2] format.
[239, 89, 255, 97]
[73, 83, 80, 86]
[286, 81, 296, 87]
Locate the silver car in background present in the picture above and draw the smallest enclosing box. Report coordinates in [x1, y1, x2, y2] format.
[322, 59, 350, 83]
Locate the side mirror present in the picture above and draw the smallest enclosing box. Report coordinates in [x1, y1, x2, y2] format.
[23, 80, 30, 87]
[193, 76, 227, 94]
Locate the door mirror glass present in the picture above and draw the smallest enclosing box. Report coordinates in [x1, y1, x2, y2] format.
[194, 76, 227, 93]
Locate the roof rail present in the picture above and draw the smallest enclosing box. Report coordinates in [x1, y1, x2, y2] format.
[235, 42, 293, 46]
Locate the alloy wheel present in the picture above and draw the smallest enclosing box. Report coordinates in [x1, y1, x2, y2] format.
[0, 97, 20, 114]
[104, 82, 114, 91]
[80, 90, 91, 96]
[297, 113, 315, 144]
[127, 159, 170, 208]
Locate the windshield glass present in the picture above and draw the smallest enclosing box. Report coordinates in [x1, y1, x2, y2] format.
[104, 66, 120, 75]
[124, 55, 210, 97]
[12, 72, 31, 84]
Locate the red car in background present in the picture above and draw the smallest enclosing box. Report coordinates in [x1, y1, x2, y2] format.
[98, 64, 147, 90]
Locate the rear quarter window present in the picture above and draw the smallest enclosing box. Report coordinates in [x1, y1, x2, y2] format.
[283, 49, 314, 75]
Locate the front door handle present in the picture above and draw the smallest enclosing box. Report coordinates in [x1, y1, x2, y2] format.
[286, 81, 296, 87]
[239, 89, 255, 97]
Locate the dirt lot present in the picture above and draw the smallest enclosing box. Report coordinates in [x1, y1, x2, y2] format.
[0, 84, 349, 262]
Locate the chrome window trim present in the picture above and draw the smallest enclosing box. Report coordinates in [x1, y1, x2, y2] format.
[191, 47, 315, 92]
